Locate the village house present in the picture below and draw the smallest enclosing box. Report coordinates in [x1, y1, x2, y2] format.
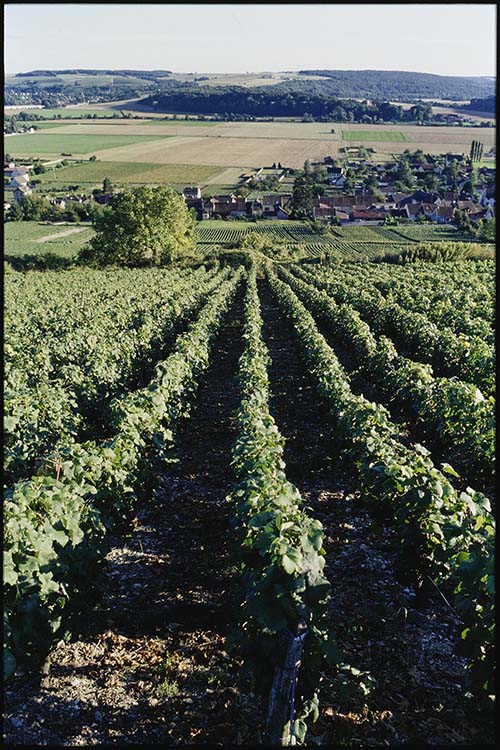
[94, 193, 113, 206]
[4, 161, 16, 176]
[398, 190, 443, 206]
[405, 204, 425, 221]
[385, 192, 412, 207]
[212, 195, 235, 217]
[464, 205, 494, 222]
[387, 206, 410, 221]
[420, 203, 457, 223]
[13, 183, 32, 202]
[201, 198, 216, 220]
[479, 186, 495, 208]
[276, 203, 292, 220]
[230, 198, 248, 218]
[261, 193, 291, 218]
[329, 174, 347, 188]
[432, 205, 455, 223]
[445, 153, 466, 166]
[249, 199, 263, 218]
[183, 186, 201, 200]
[11, 173, 30, 189]
[351, 208, 387, 223]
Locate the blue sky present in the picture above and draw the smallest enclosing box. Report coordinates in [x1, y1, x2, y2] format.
[4, 3, 496, 77]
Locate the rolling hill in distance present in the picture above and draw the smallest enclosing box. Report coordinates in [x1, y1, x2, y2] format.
[5, 68, 496, 103]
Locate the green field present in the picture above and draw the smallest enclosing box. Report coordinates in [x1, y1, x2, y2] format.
[5, 133, 172, 156]
[37, 161, 225, 187]
[4, 221, 95, 258]
[342, 130, 410, 142]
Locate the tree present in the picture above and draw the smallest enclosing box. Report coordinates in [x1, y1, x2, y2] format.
[312, 164, 328, 183]
[102, 177, 113, 193]
[79, 185, 196, 267]
[454, 208, 476, 236]
[470, 140, 484, 163]
[461, 175, 477, 198]
[424, 172, 439, 192]
[408, 102, 433, 122]
[477, 217, 495, 242]
[344, 174, 356, 192]
[291, 176, 314, 219]
[20, 194, 52, 221]
[364, 174, 379, 194]
[445, 159, 460, 189]
[414, 149, 426, 165]
[6, 201, 23, 221]
[396, 158, 414, 188]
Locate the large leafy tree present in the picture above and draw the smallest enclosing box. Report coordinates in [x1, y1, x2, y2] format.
[80, 185, 196, 266]
[291, 176, 314, 219]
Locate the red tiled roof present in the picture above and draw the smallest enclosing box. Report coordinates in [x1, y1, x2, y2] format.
[351, 209, 386, 220]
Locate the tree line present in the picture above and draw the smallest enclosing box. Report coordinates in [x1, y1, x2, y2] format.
[144, 87, 437, 122]
[463, 96, 496, 113]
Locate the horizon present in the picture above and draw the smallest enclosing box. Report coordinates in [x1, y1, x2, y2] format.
[5, 66, 497, 80]
[4, 3, 497, 78]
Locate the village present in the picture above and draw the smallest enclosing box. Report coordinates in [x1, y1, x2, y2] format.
[4, 146, 496, 228]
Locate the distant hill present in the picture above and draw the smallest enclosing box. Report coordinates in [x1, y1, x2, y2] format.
[15, 69, 172, 78]
[5, 68, 496, 109]
[297, 70, 496, 101]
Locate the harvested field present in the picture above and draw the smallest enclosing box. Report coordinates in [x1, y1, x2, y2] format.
[92, 135, 340, 168]
[43, 123, 219, 137]
[431, 106, 496, 123]
[38, 120, 343, 140]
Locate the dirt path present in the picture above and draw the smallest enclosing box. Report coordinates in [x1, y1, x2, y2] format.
[3, 288, 260, 747]
[258, 278, 340, 487]
[258, 277, 494, 748]
[35, 227, 89, 243]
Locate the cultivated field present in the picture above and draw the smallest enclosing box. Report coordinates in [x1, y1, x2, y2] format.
[342, 129, 410, 142]
[6, 118, 495, 173]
